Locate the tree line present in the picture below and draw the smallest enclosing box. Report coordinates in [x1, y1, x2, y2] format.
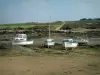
[80, 18, 100, 21]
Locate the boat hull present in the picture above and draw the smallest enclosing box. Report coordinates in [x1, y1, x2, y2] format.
[12, 40, 34, 45]
[62, 42, 78, 48]
[44, 42, 55, 46]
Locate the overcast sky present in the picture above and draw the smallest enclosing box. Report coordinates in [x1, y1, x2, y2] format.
[0, 0, 100, 24]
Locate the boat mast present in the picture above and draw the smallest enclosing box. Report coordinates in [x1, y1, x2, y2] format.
[49, 16, 51, 39]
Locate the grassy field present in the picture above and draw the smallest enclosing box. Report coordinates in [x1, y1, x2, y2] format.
[0, 20, 100, 33]
[0, 24, 35, 28]
[0, 22, 62, 29]
[0, 20, 100, 28]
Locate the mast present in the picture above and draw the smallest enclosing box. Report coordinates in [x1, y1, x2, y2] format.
[49, 16, 51, 39]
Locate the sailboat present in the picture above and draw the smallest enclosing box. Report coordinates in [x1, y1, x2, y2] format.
[43, 17, 55, 48]
[62, 38, 78, 50]
[12, 34, 34, 45]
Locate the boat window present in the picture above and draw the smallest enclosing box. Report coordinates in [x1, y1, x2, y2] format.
[16, 35, 22, 38]
[19, 35, 22, 38]
[23, 35, 26, 38]
[52, 40, 54, 42]
[20, 39, 24, 40]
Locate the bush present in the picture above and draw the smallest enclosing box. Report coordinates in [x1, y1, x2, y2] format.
[0, 43, 12, 49]
[0, 44, 7, 49]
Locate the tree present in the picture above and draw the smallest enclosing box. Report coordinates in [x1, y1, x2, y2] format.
[80, 18, 87, 21]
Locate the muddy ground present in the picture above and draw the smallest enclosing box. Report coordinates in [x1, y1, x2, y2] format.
[0, 55, 100, 75]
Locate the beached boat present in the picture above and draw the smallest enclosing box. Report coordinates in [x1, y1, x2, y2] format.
[43, 17, 55, 48]
[12, 34, 34, 45]
[62, 39, 78, 49]
[43, 39, 55, 47]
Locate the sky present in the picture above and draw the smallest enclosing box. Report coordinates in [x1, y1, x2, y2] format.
[0, 0, 100, 24]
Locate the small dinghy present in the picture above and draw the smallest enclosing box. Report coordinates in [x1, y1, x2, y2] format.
[74, 37, 89, 46]
[62, 39, 78, 50]
[12, 34, 34, 45]
[43, 39, 55, 47]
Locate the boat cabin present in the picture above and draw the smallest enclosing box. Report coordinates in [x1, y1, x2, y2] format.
[14, 34, 27, 41]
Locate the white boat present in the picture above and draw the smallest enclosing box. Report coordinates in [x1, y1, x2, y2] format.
[43, 17, 55, 47]
[12, 34, 34, 45]
[74, 37, 89, 45]
[62, 39, 78, 49]
[43, 39, 55, 47]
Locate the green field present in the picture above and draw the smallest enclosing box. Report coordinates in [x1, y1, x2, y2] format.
[0, 20, 100, 29]
[0, 21, 63, 29]
[0, 20, 100, 33]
